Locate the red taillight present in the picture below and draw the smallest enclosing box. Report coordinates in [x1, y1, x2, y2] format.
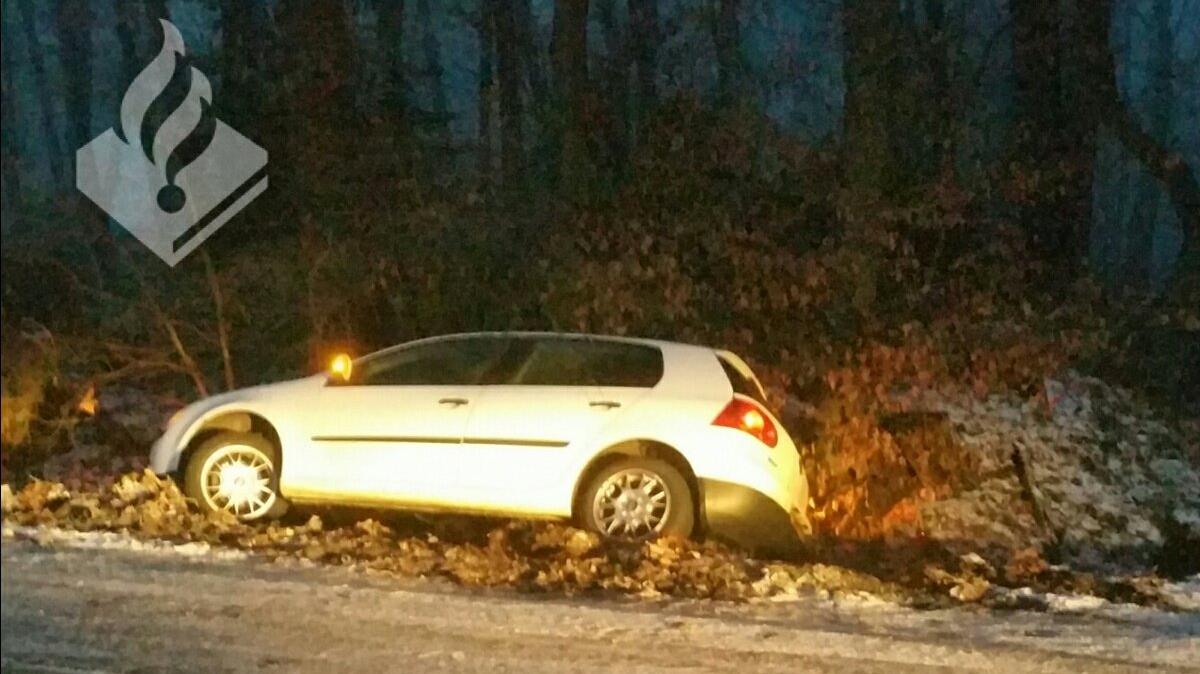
[713, 397, 778, 447]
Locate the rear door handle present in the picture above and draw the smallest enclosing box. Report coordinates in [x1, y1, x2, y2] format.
[439, 397, 469, 407]
[589, 400, 621, 409]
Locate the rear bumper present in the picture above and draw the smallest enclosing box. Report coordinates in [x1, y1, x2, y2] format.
[700, 478, 809, 558]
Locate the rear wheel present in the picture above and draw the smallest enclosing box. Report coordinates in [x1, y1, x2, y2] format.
[580, 457, 694, 540]
[184, 431, 288, 521]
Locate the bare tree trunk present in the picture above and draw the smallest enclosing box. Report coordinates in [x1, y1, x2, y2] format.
[375, 0, 409, 153]
[145, 0, 170, 22]
[1012, 0, 1067, 150]
[552, 0, 590, 196]
[1010, 0, 1091, 260]
[596, 0, 628, 174]
[492, 0, 525, 183]
[114, 0, 141, 84]
[477, 4, 495, 179]
[202, 251, 237, 392]
[276, 0, 356, 120]
[1, 28, 21, 226]
[274, 0, 356, 192]
[18, 0, 64, 187]
[1083, 0, 1198, 277]
[513, 0, 546, 105]
[416, 0, 449, 145]
[53, 0, 94, 155]
[53, 0, 114, 287]
[1120, 0, 1175, 285]
[842, 0, 909, 193]
[713, 0, 740, 104]
[911, 0, 953, 179]
[627, 0, 659, 145]
[219, 0, 274, 126]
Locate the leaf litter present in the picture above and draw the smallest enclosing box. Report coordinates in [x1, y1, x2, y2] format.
[3, 469, 1194, 612]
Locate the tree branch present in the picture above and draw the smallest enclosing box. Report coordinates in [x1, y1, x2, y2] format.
[1087, 0, 1200, 261]
[136, 289, 208, 399]
[202, 250, 237, 391]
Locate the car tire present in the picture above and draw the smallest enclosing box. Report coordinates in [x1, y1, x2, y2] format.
[580, 457, 694, 540]
[183, 431, 288, 521]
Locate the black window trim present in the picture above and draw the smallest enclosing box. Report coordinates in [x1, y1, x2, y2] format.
[327, 334, 665, 389]
[330, 335, 514, 387]
[491, 335, 664, 388]
[587, 337, 664, 388]
[717, 354, 769, 407]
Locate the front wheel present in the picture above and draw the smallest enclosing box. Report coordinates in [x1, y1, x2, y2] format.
[183, 431, 288, 521]
[580, 457, 694, 540]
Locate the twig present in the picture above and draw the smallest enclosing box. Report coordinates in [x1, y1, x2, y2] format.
[118, 248, 211, 398]
[89, 359, 193, 385]
[202, 250, 236, 391]
[137, 290, 209, 398]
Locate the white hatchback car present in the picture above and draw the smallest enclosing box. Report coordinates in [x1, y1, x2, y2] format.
[151, 333, 809, 551]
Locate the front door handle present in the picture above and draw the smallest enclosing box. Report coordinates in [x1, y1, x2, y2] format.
[589, 400, 621, 409]
[439, 397, 469, 407]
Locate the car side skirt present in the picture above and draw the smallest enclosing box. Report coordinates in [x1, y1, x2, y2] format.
[283, 488, 567, 521]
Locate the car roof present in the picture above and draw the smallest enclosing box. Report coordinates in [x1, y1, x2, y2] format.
[360, 331, 747, 399]
[408, 331, 713, 353]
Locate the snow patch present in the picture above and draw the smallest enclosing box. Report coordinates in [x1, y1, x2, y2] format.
[1159, 574, 1200, 612]
[2, 522, 249, 561]
[1043, 593, 1109, 613]
[913, 372, 1200, 571]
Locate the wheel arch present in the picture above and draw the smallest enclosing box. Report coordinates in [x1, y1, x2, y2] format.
[571, 439, 704, 533]
[178, 411, 283, 476]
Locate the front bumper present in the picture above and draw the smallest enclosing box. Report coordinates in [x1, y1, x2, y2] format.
[700, 479, 809, 558]
[149, 434, 175, 474]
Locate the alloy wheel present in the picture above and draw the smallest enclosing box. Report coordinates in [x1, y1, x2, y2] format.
[198, 444, 278, 520]
[591, 468, 671, 537]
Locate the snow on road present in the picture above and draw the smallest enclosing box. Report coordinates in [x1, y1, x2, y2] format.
[3, 522, 251, 560]
[2, 528, 1198, 673]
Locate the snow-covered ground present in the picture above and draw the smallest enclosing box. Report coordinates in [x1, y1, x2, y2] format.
[3, 524, 1197, 673]
[910, 372, 1200, 571]
[3, 521, 250, 560]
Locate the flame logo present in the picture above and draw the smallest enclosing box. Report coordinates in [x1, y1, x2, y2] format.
[118, 20, 215, 213]
[75, 17, 269, 266]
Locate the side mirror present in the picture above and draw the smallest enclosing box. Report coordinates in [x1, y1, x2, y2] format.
[329, 353, 354, 383]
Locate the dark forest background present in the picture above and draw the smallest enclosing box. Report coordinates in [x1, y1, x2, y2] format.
[0, 1, 1197, 501]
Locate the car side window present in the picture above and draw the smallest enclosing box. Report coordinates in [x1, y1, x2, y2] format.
[507, 338, 663, 387]
[584, 340, 663, 387]
[356, 337, 508, 386]
[508, 338, 594, 386]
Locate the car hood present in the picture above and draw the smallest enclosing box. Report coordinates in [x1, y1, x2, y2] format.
[200, 374, 326, 407]
[168, 374, 325, 437]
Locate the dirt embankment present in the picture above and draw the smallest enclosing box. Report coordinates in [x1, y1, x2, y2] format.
[788, 372, 1200, 579]
[2, 364, 1198, 610]
[3, 465, 1196, 612]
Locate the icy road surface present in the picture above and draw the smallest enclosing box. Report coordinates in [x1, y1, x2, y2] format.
[2, 537, 1198, 673]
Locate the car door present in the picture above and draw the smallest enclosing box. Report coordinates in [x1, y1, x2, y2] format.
[295, 336, 508, 505]
[452, 337, 657, 514]
[581, 338, 665, 418]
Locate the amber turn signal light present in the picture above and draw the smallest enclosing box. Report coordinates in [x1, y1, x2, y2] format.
[329, 353, 353, 382]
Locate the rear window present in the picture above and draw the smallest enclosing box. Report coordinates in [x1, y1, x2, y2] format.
[508, 338, 663, 387]
[718, 356, 768, 406]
